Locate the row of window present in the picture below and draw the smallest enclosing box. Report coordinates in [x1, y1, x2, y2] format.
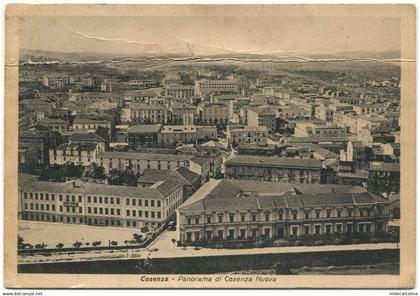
[185, 223, 374, 242]
[125, 198, 161, 208]
[126, 209, 161, 219]
[23, 192, 163, 208]
[23, 203, 162, 219]
[186, 208, 378, 225]
[22, 212, 162, 228]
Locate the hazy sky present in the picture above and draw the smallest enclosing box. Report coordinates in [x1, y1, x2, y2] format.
[20, 16, 400, 56]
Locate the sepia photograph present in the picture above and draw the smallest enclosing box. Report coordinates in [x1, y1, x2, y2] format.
[3, 3, 416, 289]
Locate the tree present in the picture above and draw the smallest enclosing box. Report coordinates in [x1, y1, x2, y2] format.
[133, 233, 143, 244]
[56, 243, 64, 249]
[72, 241, 83, 248]
[110, 241, 118, 246]
[108, 169, 138, 186]
[85, 242, 90, 247]
[92, 241, 101, 247]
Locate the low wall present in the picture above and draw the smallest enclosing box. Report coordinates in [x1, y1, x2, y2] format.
[18, 248, 399, 274]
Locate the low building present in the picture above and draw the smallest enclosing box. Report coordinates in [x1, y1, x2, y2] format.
[18, 175, 183, 229]
[227, 125, 268, 147]
[225, 156, 323, 183]
[176, 179, 392, 244]
[169, 102, 197, 124]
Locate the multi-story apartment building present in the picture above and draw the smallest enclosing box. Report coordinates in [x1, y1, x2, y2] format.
[247, 106, 277, 133]
[227, 125, 268, 147]
[128, 103, 169, 124]
[18, 175, 183, 229]
[194, 79, 238, 96]
[225, 156, 323, 183]
[97, 151, 194, 174]
[198, 103, 229, 125]
[49, 142, 99, 166]
[165, 84, 195, 98]
[176, 179, 392, 244]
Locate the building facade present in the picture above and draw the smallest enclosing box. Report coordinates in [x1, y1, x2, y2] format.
[18, 175, 183, 229]
[225, 156, 323, 183]
[97, 151, 194, 174]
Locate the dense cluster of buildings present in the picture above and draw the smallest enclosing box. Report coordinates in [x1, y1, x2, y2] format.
[18, 64, 400, 247]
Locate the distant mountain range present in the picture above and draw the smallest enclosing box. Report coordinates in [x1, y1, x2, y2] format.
[20, 49, 401, 65]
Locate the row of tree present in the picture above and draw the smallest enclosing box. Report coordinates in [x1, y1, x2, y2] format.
[18, 233, 145, 250]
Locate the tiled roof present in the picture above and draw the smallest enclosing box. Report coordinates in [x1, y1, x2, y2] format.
[150, 180, 182, 197]
[181, 190, 388, 212]
[179, 179, 376, 212]
[191, 156, 211, 166]
[138, 168, 200, 186]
